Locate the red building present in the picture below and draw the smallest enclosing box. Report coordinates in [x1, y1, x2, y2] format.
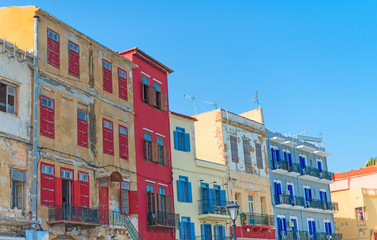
[120, 48, 176, 240]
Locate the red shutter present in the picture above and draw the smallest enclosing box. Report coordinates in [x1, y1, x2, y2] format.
[129, 191, 139, 214]
[103, 119, 114, 155]
[119, 125, 128, 160]
[40, 163, 55, 206]
[68, 42, 79, 78]
[47, 29, 60, 69]
[151, 142, 159, 163]
[80, 180, 89, 208]
[103, 60, 112, 93]
[161, 92, 167, 111]
[40, 96, 55, 139]
[118, 68, 127, 100]
[77, 110, 88, 148]
[55, 177, 62, 206]
[73, 180, 81, 207]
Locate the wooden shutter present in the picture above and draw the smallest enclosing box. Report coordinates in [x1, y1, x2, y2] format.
[73, 180, 81, 207]
[121, 188, 129, 215]
[161, 92, 167, 111]
[40, 165, 56, 206]
[55, 177, 62, 206]
[103, 119, 114, 155]
[68, 41, 79, 77]
[40, 96, 55, 139]
[80, 179, 89, 208]
[151, 142, 159, 163]
[77, 111, 88, 148]
[163, 146, 170, 166]
[119, 126, 128, 159]
[118, 69, 127, 100]
[230, 136, 239, 163]
[243, 139, 252, 173]
[129, 191, 139, 214]
[255, 143, 263, 169]
[102, 60, 112, 93]
[184, 133, 190, 152]
[47, 29, 60, 68]
[166, 195, 173, 213]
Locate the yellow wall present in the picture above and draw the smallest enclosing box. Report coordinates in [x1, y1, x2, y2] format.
[170, 113, 230, 238]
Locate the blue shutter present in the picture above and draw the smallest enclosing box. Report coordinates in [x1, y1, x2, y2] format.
[201, 224, 205, 239]
[328, 222, 332, 235]
[277, 217, 282, 231]
[271, 148, 275, 160]
[184, 133, 190, 152]
[318, 161, 322, 172]
[177, 180, 182, 202]
[276, 149, 280, 161]
[190, 222, 195, 240]
[312, 221, 316, 233]
[221, 225, 225, 240]
[288, 153, 292, 163]
[209, 188, 214, 213]
[174, 131, 179, 150]
[274, 182, 278, 204]
[283, 218, 287, 231]
[180, 222, 185, 239]
[309, 189, 312, 200]
[214, 225, 219, 240]
[220, 190, 226, 206]
[187, 182, 192, 203]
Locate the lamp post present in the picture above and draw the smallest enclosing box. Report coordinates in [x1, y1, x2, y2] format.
[226, 201, 239, 240]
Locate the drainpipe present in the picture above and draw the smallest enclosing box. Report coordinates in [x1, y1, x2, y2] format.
[32, 15, 39, 239]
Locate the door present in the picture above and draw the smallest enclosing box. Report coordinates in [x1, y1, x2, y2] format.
[300, 156, 306, 173]
[308, 220, 316, 240]
[304, 188, 312, 206]
[317, 161, 323, 173]
[99, 185, 109, 224]
[201, 224, 212, 240]
[277, 217, 287, 240]
[288, 184, 294, 203]
[274, 182, 282, 204]
[291, 218, 298, 240]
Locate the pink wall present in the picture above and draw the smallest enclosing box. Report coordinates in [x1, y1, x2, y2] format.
[330, 172, 377, 192]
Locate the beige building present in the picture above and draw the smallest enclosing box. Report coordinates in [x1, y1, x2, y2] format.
[170, 111, 230, 239]
[194, 108, 275, 239]
[0, 6, 139, 240]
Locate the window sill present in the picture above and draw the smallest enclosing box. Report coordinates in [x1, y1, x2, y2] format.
[0, 111, 20, 119]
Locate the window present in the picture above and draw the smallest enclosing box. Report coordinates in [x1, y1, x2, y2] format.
[154, 83, 161, 109]
[304, 187, 312, 207]
[47, 28, 60, 68]
[119, 125, 128, 160]
[0, 83, 16, 115]
[325, 221, 332, 235]
[40, 163, 55, 206]
[243, 139, 252, 173]
[159, 188, 166, 213]
[180, 217, 194, 240]
[177, 176, 192, 203]
[102, 59, 112, 93]
[214, 225, 226, 240]
[11, 169, 26, 209]
[213, 185, 222, 206]
[146, 184, 155, 214]
[142, 77, 150, 103]
[255, 143, 263, 169]
[40, 96, 55, 139]
[78, 172, 89, 208]
[157, 138, 164, 165]
[103, 119, 114, 155]
[118, 68, 127, 100]
[144, 133, 152, 161]
[201, 223, 212, 240]
[260, 197, 265, 215]
[248, 195, 254, 214]
[68, 41, 79, 77]
[77, 109, 88, 147]
[121, 181, 130, 214]
[308, 219, 316, 237]
[356, 207, 365, 221]
[174, 127, 190, 152]
[230, 136, 238, 163]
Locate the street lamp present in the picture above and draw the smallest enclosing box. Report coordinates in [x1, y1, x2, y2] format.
[226, 201, 239, 240]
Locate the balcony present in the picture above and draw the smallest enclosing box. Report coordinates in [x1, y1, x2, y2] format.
[271, 159, 288, 174]
[323, 202, 338, 214]
[291, 196, 305, 209]
[287, 162, 301, 176]
[47, 205, 101, 226]
[275, 194, 292, 209]
[283, 231, 342, 240]
[194, 236, 232, 240]
[198, 200, 230, 221]
[318, 170, 334, 183]
[304, 199, 325, 212]
[147, 211, 179, 228]
[243, 213, 274, 226]
[299, 166, 320, 181]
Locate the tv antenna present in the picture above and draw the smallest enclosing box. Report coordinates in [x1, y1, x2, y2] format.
[184, 94, 197, 115]
[252, 91, 260, 107]
[204, 101, 218, 110]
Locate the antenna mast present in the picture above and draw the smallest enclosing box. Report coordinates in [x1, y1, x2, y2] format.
[184, 94, 197, 115]
[253, 91, 260, 107]
[204, 101, 218, 110]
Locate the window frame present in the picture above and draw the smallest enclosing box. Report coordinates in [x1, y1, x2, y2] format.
[118, 68, 128, 100]
[157, 137, 164, 165]
[77, 109, 89, 148]
[47, 28, 60, 69]
[0, 82, 17, 116]
[102, 59, 113, 93]
[356, 207, 365, 222]
[78, 171, 90, 208]
[68, 41, 80, 78]
[154, 83, 162, 110]
[121, 181, 130, 215]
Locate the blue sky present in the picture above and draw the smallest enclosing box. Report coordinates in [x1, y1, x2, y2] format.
[2, 0, 376, 173]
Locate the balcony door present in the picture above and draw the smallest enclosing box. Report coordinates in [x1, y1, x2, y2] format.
[277, 216, 287, 240]
[299, 156, 306, 172]
[317, 160, 323, 173]
[61, 169, 73, 207]
[99, 178, 109, 225]
[274, 182, 282, 204]
[201, 223, 212, 240]
[325, 221, 332, 236]
[320, 191, 328, 209]
[201, 183, 212, 214]
[304, 187, 312, 206]
[308, 219, 316, 240]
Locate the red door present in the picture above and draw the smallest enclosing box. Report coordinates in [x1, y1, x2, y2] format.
[99, 185, 109, 224]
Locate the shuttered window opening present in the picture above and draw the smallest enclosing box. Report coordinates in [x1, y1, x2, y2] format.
[77, 109, 88, 148]
[154, 83, 162, 110]
[40, 163, 55, 206]
[102, 59, 112, 93]
[119, 125, 128, 160]
[77, 172, 89, 208]
[243, 139, 253, 173]
[174, 127, 191, 152]
[142, 77, 150, 103]
[230, 136, 239, 163]
[11, 169, 26, 210]
[103, 119, 114, 155]
[40, 96, 55, 139]
[157, 138, 164, 165]
[68, 41, 79, 78]
[177, 176, 192, 203]
[61, 169, 73, 179]
[144, 133, 152, 162]
[121, 181, 130, 215]
[118, 68, 127, 100]
[47, 28, 60, 68]
[255, 143, 263, 169]
[0, 83, 17, 115]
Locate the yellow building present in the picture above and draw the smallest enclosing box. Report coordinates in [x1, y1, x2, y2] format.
[0, 6, 140, 240]
[331, 166, 377, 240]
[170, 111, 230, 239]
[194, 108, 275, 239]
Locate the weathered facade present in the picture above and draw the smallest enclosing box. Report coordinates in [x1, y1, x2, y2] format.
[0, 38, 36, 238]
[266, 130, 339, 240]
[194, 108, 275, 239]
[120, 48, 177, 240]
[170, 111, 230, 239]
[0, 6, 140, 240]
[330, 166, 377, 240]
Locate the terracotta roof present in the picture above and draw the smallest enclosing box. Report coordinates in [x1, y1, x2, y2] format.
[170, 111, 197, 121]
[334, 165, 377, 180]
[119, 47, 173, 74]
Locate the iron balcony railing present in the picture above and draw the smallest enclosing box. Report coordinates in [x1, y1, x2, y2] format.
[275, 194, 333, 211]
[301, 166, 320, 178]
[292, 196, 305, 207]
[108, 211, 142, 240]
[244, 213, 274, 226]
[287, 162, 301, 174]
[282, 231, 342, 240]
[198, 200, 229, 215]
[48, 205, 100, 224]
[319, 170, 334, 181]
[147, 210, 179, 228]
[272, 159, 288, 171]
[194, 236, 232, 240]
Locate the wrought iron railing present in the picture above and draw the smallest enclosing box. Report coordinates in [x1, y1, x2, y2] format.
[273, 159, 288, 171]
[292, 196, 305, 207]
[108, 211, 142, 240]
[194, 236, 232, 240]
[48, 205, 100, 224]
[287, 162, 301, 174]
[301, 166, 320, 178]
[244, 213, 274, 226]
[319, 170, 334, 181]
[147, 211, 179, 228]
[198, 200, 229, 215]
